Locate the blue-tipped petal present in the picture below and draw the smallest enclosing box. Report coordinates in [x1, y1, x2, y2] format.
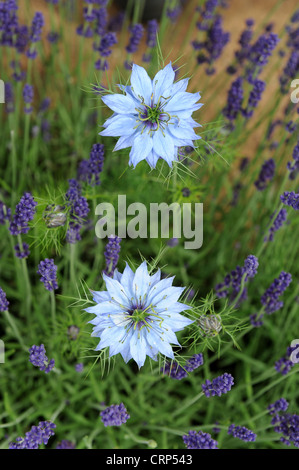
[130, 64, 153, 105]
[102, 93, 137, 114]
[153, 62, 175, 102]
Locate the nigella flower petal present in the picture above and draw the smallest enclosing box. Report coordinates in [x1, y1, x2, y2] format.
[90, 290, 111, 303]
[132, 260, 151, 301]
[100, 115, 138, 137]
[95, 326, 126, 351]
[146, 329, 175, 359]
[130, 329, 147, 368]
[171, 78, 189, 94]
[168, 124, 199, 141]
[90, 316, 115, 330]
[101, 94, 137, 114]
[102, 274, 131, 307]
[109, 313, 131, 327]
[153, 131, 175, 161]
[129, 133, 154, 167]
[149, 269, 162, 286]
[147, 277, 176, 304]
[109, 328, 133, 357]
[130, 64, 153, 104]
[162, 312, 194, 332]
[117, 84, 141, 105]
[146, 150, 160, 169]
[159, 325, 181, 346]
[165, 92, 201, 112]
[153, 62, 175, 101]
[85, 301, 123, 315]
[113, 269, 122, 282]
[113, 132, 139, 152]
[150, 286, 185, 308]
[119, 263, 135, 297]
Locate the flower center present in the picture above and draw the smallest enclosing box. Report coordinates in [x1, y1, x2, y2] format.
[135, 95, 173, 134]
[146, 105, 162, 124]
[130, 308, 148, 324]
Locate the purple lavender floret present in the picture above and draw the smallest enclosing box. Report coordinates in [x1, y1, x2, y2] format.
[254, 158, 275, 191]
[235, 19, 254, 64]
[9, 421, 56, 449]
[96, 31, 117, 57]
[126, 23, 143, 54]
[243, 79, 266, 118]
[23, 83, 34, 114]
[75, 363, 83, 373]
[9, 192, 37, 235]
[261, 271, 292, 315]
[26, 11, 44, 58]
[275, 342, 299, 376]
[0, 200, 11, 224]
[201, 373, 234, 397]
[268, 398, 289, 416]
[14, 242, 30, 259]
[0, 287, 9, 312]
[271, 412, 299, 448]
[29, 344, 55, 373]
[280, 191, 299, 210]
[100, 403, 130, 427]
[228, 424, 256, 442]
[247, 32, 279, 80]
[161, 361, 188, 380]
[215, 255, 258, 303]
[56, 440, 76, 449]
[4, 82, 15, 113]
[78, 143, 104, 186]
[37, 258, 58, 291]
[185, 353, 204, 371]
[103, 235, 121, 277]
[250, 313, 264, 328]
[265, 209, 287, 242]
[244, 255, 259, 278]
[223, 77, 243, 123]
[65, 179, 90, 244]
[146, 19, 158, 48]
[183, 430, 218, 449]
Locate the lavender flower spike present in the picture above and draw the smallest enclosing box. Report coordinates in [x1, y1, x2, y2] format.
[183, 430, 218, 449]
[202, 373, 234, 397]
[9, 421, 56, 449]
[37, 258, 58, 291]
[0, 287, 9, 312]
[29, 344, 55, 373]
[100, 403, 130, 427]
[103, 235, 121, 277]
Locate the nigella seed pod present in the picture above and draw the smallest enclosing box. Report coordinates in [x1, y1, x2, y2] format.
[43, 204, 67, 228]
[198, 314, 222, 337]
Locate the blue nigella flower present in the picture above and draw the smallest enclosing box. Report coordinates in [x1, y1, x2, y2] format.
[85, 261, 193, 368]
[100, 62, 202, 168]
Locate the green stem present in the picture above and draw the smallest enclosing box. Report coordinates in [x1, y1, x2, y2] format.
[3, 309, 27, 351]
[50, 290, 56, 333]
[172, 391, 204, 418]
